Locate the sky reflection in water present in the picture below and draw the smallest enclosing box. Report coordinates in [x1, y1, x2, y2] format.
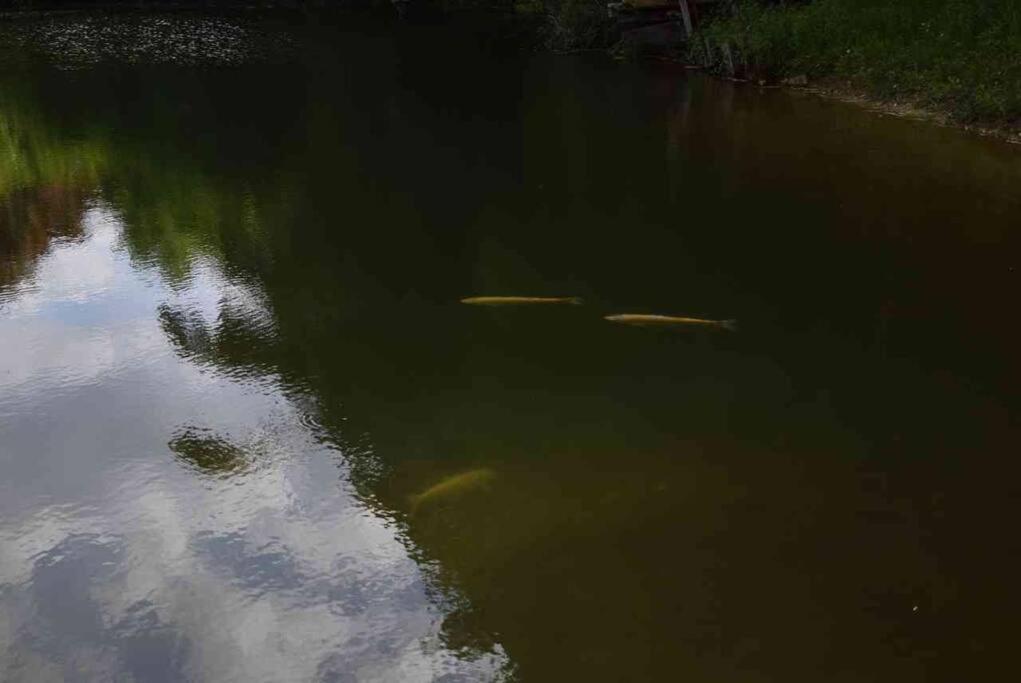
[0, 207, 508, 681]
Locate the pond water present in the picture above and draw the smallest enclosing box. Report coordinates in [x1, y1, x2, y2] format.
[1, 13, 1019, 682]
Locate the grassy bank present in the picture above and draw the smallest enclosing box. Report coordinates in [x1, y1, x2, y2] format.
[696, 0, 1021, 129]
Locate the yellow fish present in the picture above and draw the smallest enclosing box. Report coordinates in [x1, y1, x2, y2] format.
[461, 296, 583, 306]
[604, 314, 737, 331]
[409, 468, 496, 514]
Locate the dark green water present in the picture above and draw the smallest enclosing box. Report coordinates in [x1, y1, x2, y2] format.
[2, 14, 1020, 682]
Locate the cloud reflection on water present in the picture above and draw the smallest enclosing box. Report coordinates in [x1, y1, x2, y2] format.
[0, 204, 509, 682]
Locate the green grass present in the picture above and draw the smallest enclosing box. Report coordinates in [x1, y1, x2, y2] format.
[698, 0, 1021, 126]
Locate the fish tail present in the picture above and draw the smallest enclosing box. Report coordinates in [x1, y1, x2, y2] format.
[719, 319, 739, 332]
[407, 494, 422, 516]
[568, 297, 584, 305]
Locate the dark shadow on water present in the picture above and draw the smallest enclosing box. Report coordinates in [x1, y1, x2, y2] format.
[168, 426, 249, 476]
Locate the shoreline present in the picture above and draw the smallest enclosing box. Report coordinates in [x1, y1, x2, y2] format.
[689, 0, 1021, 147]
[3, 4, 1019, 145]
[677, 60, 1021, 145]
[795, 80, 1021, 145]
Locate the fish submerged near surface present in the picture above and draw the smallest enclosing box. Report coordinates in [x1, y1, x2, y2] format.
[461, 296, 583, 306]
[409, 468, 497, 514]
[604, 314, 738, 331]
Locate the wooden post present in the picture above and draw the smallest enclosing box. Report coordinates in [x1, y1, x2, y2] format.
[678, 0, 694, 39]
[721, 41, 735, 77]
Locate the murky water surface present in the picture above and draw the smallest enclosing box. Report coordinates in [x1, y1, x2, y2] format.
[2, 13, 1020, 682]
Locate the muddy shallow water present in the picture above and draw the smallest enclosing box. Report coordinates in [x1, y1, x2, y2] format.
[1, 13, 1020, 682]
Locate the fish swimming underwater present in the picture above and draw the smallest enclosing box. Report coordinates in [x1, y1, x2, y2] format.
[604, 314, 738, 331]
[409, 468, 496, 514]
[461, 296, 583, 306]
